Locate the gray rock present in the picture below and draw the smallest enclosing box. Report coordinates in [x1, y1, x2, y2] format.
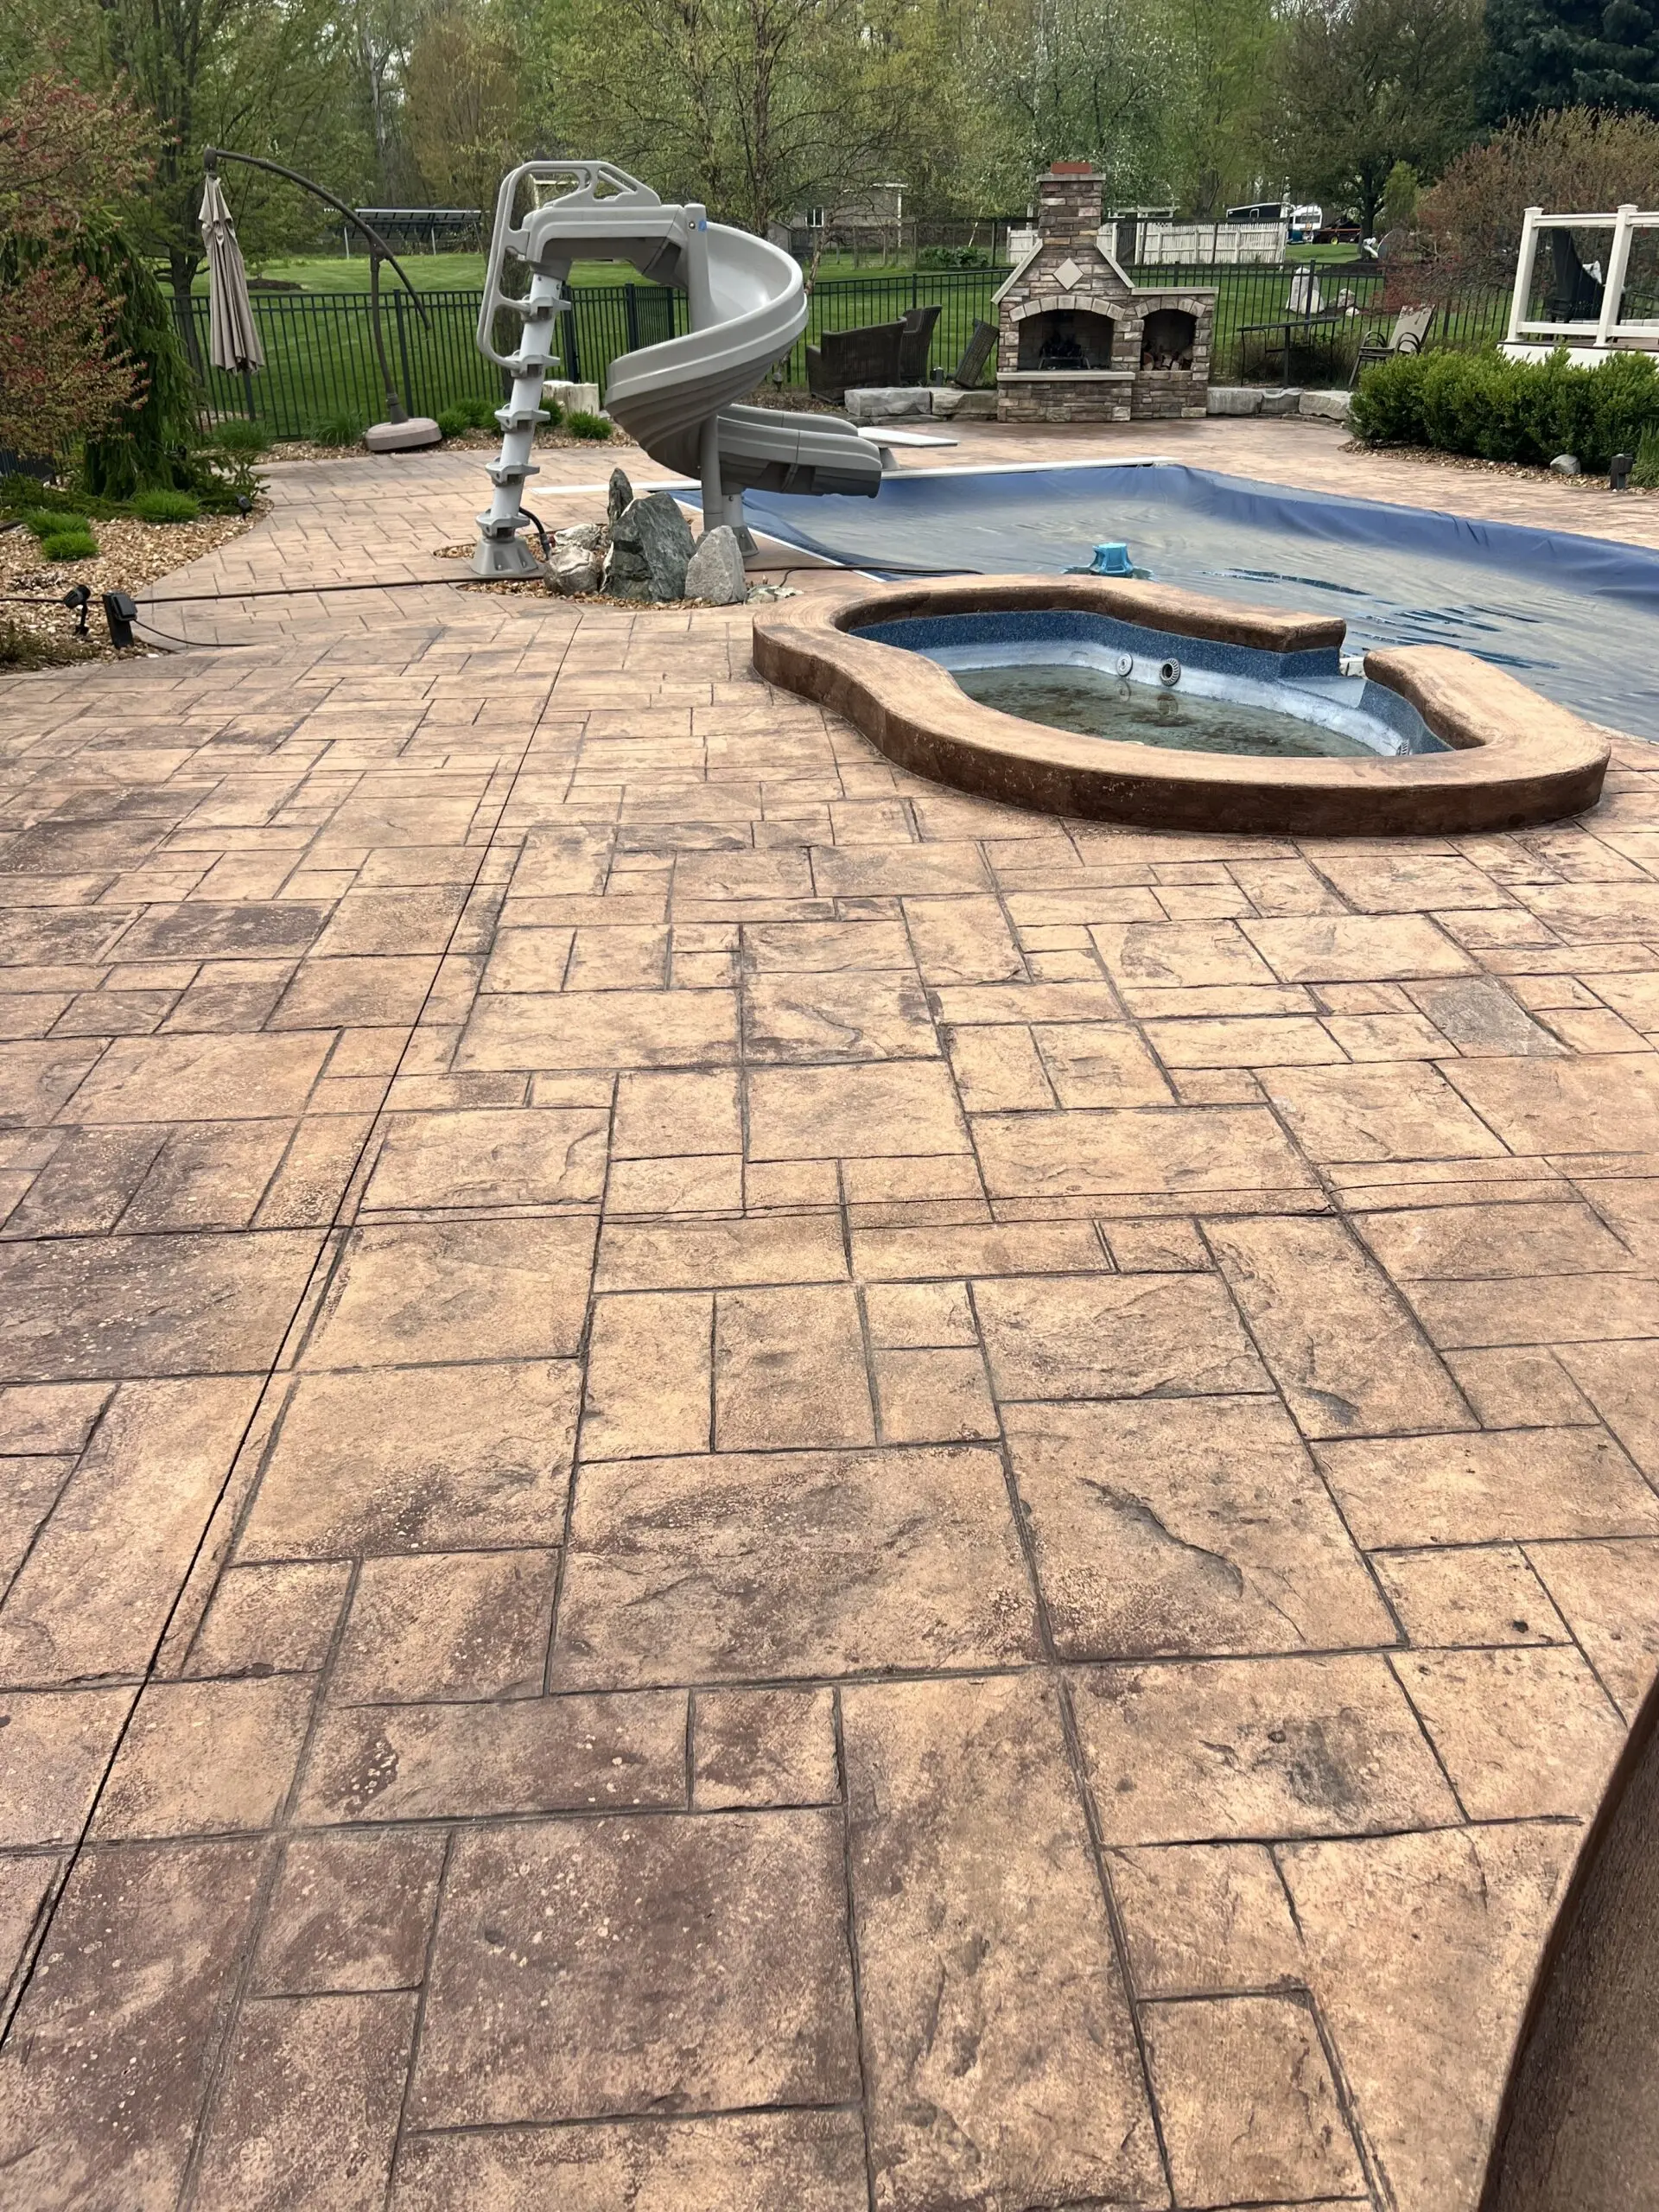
[950, 391, 998, 419]
[1550, 453, 1581, 476]
[1299, 389, 1352, 421]
[607, 467, 635, 524]
[1206, 387, 1263, 416]
[607, 490, 694, 601]
[844, 386, 933, 421]
[684, 525, 748, 604]
[1257, 387, 1304, 417]
[554, 520, 604, 550]
[549, 543, 602, 594]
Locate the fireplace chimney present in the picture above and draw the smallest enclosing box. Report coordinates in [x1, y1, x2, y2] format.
[1036, 162, 1103, 249]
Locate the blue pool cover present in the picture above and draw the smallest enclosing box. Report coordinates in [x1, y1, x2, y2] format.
[728, 461, 1659, 740]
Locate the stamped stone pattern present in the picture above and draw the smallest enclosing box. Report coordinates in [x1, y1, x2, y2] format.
[0, 426, 1656, 2212]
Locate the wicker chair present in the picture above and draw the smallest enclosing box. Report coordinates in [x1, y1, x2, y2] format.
[896, 304, 941, 383]
[804, 320, 906, 404]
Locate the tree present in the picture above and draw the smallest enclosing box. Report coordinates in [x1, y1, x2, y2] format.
[404, 1, 524, 213]
[0, 74, 151, 463]
[352, 0, 435, 199]
[945, 0, 1169, 210]
[1272, 0, 1485, 231]
[1421, 105, 1659, 276]
[1482, 0, 1659, 124]
[86, 0, 372, 310]
[1156, 0, 1278, 217]
[545, 0, 918, 234]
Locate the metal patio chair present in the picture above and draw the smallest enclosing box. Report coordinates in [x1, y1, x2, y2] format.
[1350, 303, 1434, 385]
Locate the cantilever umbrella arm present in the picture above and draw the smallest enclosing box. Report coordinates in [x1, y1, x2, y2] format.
[202, 147, 432, 421]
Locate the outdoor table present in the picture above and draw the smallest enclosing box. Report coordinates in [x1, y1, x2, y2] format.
[1236, 310, 1349, 384]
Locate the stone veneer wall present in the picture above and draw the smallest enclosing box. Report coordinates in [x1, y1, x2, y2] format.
[997, 166, 1213, 423]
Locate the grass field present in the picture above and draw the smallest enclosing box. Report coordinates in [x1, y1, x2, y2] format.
[230, 254, 700, 293]
[232, 243, 1359, 296]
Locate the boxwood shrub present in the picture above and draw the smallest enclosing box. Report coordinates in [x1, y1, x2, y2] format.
[1351, 346, 1659, 471]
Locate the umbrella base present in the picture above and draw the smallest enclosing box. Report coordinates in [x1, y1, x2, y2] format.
[365, 416, 443, 453]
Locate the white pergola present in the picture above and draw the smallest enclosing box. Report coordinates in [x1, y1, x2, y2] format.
[1503, 202, 1659, 362]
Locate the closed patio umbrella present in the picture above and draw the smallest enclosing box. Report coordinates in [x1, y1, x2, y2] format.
[200, 169, 264, 374]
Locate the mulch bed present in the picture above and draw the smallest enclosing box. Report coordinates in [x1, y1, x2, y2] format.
[1, 509, 257, 668]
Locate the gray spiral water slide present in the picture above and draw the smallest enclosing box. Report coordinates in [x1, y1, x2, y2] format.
[472, 162, 880, 577]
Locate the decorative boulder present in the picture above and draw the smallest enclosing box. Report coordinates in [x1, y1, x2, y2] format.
[1550, 454, 1581, 476]
[544, 378, 602, 416]
[607, 467, 635, 525]
[844, 386, 933, 421]
[550, 543, 602, 594]
[555, 520, 604, 551]
[684, 525, 748, 605]
[607, 490, 695, 600]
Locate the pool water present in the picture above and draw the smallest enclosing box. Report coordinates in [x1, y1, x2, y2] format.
[951, 660, 1380, 757]
[738, 462, 1659, 741]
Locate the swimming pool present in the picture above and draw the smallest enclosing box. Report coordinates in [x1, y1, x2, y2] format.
[739, 461, 1659, 741]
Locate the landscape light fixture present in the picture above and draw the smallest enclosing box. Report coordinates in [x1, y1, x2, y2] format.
[1610, 451, 1634, 492]
[102, 590, 137, 648]
[59, 585, 91, 636]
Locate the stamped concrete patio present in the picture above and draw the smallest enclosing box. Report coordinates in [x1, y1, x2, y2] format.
[1, 418, 1657, 2212]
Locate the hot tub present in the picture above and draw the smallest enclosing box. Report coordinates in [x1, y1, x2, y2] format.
[852, 604, 1449, 761]
[751, 575, 1611, 836]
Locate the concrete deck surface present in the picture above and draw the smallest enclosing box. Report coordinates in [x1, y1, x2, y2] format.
[0, 416, 1656, 2211]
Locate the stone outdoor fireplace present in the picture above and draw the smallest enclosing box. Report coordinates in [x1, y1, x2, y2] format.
[995, 164, 1215, 423]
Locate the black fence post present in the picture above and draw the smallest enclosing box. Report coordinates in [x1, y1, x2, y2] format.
[393, 289, 416, 414]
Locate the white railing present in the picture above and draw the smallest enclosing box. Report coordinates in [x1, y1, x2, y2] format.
[1504, 204, 1659, 356]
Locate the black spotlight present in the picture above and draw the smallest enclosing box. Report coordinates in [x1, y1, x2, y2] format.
[59, 584, 91, 637]
[1610, 452, 1634, 492]
[102, 589, 138, 647]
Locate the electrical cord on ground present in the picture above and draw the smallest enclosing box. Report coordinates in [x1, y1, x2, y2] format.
[7, 553, 982, 660]
[130, 615, 251, 651]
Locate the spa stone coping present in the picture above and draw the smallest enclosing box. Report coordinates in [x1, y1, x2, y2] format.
[750, 575, 1612, 836]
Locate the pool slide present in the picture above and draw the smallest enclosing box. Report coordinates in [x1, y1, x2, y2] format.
[473, 161, 880, 576]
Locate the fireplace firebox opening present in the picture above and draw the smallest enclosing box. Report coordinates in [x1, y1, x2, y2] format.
[1017, 308, 1116, 372]
[1141, 308, 1197, 371]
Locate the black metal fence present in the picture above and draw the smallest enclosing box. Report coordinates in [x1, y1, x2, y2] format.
[181, 264, 1515, 439]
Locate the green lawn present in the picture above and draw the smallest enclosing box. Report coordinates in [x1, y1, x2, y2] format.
[228, 250, 950, 294]
[228, 252, 696, 293]
[232, 238, 1376, 296]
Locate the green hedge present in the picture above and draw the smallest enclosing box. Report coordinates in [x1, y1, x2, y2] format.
[1350, 346, 1659, 470]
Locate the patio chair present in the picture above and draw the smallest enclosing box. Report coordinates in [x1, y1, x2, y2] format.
[804, 319, 906, 404]
[949, 319, 997, 389]
[1545, 230, 1604, 323]
[896, 303, 941, 384]
[1349, 303, 1434, 385]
